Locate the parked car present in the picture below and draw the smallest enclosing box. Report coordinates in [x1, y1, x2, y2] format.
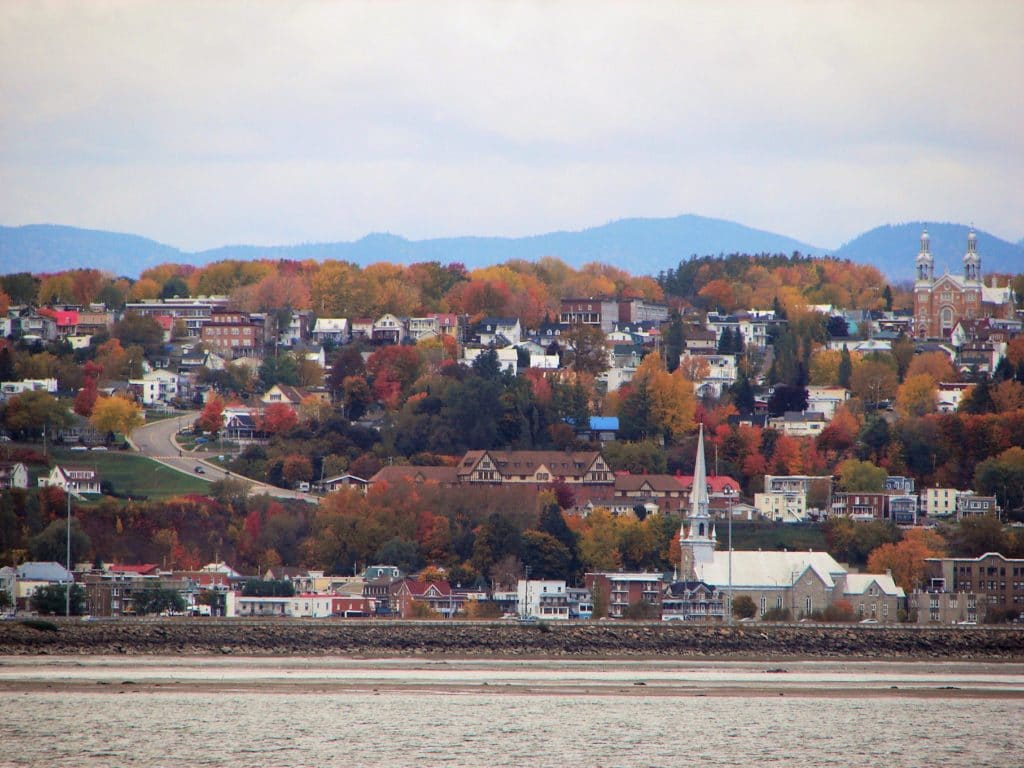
[90, 446, 108, 451]
[70, 445, 88, 451]
[194, 466, 205, 474]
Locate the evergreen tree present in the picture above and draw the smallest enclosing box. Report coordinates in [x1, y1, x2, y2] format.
[838, 345, 853, 389]
[717, 327, 734, 354]
[730, 370, 755, 414]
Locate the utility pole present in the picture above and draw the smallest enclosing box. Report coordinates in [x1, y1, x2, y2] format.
[65, 492, 72, 617]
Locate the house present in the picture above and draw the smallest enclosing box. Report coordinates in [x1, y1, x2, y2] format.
[276, 310, 313, 346]
[408, 313, 459, 342]
[228, 593, 335, 618]
[320, 474, 369, 494]
[517, 579, 570, 620]
[576, 416, 619, 444]
[956, 493, 1000, 519]
[350, 318, 374, 340]
[38, 465, 102, 497]
[292, 341, 326, 369]
[372, 313, 406, 344]
[682, 353, 737, 399]
[754, 491, 808, 523]
[129, 369, 180, 405]
[456, 450, 613, 486]
[559, 298, 619, 334]
[81, 570, 191, 617]
[477, 317, 522, 346]
[462, 345, 518, 374]
[911, 583, 985, 625]
[0, 378, 59, 400]
[618, 299, 669, 325]
[393, 578, 459, 618]
[368, 466, 458, 488]
[768, 411, 827, 438]
[584, 572, 663, 619]
[260, 383, 305, 411]
[311, 318, 349, 345]
[661, 580, 726, 622]
[0, 462, 29, 490]
[222, 409, 264, 442]
[682, 325, 718, 354]
[805, 386, 850, 420]
[1, 561, 75, 610]
[839, 573, 905, 623]
[830, 492, 889, 521]
[937, 381, 972, 412]
[922, 487, 962, 518]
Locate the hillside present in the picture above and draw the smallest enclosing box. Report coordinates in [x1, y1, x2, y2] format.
[834, 223, 1024, 282]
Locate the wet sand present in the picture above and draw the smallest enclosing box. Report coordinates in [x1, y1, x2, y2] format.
[3, 656, 1022, 699]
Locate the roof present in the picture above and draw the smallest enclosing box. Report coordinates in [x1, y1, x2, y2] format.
[694, 550, 846, 590]
[844, 573, 905, 598]
[399, 578, 452, 597]
[15, 561, 74, 582]
[107, 563, 159, 575]
[37, 308, 79, 325]
[458, 450, 602, 481]
[369, 466, 458, 485]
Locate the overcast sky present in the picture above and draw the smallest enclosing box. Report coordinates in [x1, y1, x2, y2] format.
[2, 1, 1022, 252]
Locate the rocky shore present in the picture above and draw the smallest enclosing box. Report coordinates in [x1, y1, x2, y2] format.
[3, 619, 1024, 659]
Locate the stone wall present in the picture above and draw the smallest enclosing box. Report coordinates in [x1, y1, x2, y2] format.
[2, 620, 1023, 659]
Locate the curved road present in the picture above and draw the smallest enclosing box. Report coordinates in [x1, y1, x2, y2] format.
[131, 415, 319, 504]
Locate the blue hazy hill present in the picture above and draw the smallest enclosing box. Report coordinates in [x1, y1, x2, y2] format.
[0, 224, 183, 276]
[1, 215, 827, 278]
[1, 216, 1019, 281]
[833, 222, 1023, 281]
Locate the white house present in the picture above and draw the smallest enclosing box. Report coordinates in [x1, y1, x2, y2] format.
[478, 317, 522, 346]
[516, 579, 570, 620]
[311, 318, 349, 345]
[805, 386, 850, 420]
[0, 462, 29, 489]
[38, 465, 102, 497]
[129, 369, 180, 405]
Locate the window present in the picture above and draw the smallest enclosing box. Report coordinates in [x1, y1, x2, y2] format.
[760, 596, 767, 615]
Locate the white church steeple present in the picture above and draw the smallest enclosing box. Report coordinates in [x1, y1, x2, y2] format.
[963, 228, 981, 283]
[679, 423, 716, 579]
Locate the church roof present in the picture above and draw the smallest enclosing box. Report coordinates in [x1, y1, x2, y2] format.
[694, 550, 845, 590]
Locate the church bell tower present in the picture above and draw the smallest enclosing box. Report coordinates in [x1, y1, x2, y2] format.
[679, 423, 716, 579]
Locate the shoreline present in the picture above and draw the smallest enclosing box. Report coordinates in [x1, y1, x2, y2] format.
[3, 619, 1024, 661]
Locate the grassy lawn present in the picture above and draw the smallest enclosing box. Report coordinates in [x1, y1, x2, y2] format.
[726, 521, 828, 553]
[50, 448, 211, 500]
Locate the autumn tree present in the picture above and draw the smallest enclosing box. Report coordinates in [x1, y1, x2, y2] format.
[906, 351, 956, 383]
[867, 528, 945, 591]
[850, 357, 898, 408]
[73, 375, 99, 418]
[90, 395, 145, 438]
[2, 390, 71, 439]
[198, 394, 226, 435]
[563, 323, 609, 376]
[838, 458, 886, 492]
[895, 374, 938, 419]
[259, 402, 298, 435]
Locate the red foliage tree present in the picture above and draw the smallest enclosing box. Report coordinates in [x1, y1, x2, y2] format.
[259, 402, 298, 435]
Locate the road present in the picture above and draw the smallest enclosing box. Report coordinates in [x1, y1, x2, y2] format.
[130, 415, 320, 504]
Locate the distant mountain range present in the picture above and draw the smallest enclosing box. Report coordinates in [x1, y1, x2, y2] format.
[1, 215, 1021, 281]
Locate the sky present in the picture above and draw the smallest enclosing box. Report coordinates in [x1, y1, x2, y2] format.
[1, 1, 1022, 252]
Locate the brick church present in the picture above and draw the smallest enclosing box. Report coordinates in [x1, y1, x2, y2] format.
[913, 228, 1014, 339]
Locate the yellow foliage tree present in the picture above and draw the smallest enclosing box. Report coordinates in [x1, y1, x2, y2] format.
[90, 395, 145, 437]
[895, 373, 938, 419]
[634, 355, 696, 444]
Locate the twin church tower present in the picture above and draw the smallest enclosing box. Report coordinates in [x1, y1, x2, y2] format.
[913, 227, 1013, 339]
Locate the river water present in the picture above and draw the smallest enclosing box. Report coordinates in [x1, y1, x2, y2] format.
[2, 657, 1023, 767]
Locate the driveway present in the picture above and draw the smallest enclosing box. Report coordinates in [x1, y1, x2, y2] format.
[131, 414, 319, 504]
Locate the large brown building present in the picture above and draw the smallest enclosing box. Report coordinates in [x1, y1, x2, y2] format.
[913, 228, 1014, 339]
[924, 552, 1024, 621]
[200, 309, 266, 358]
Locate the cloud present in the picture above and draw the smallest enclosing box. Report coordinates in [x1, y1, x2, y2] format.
[1, 1, 1022, 250]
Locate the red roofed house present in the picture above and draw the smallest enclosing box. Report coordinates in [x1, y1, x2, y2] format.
[36, 308, 79, 338]
[393, 579, 460, 618]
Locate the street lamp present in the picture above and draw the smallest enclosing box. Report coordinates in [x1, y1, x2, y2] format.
[725, 486, 735, 625]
